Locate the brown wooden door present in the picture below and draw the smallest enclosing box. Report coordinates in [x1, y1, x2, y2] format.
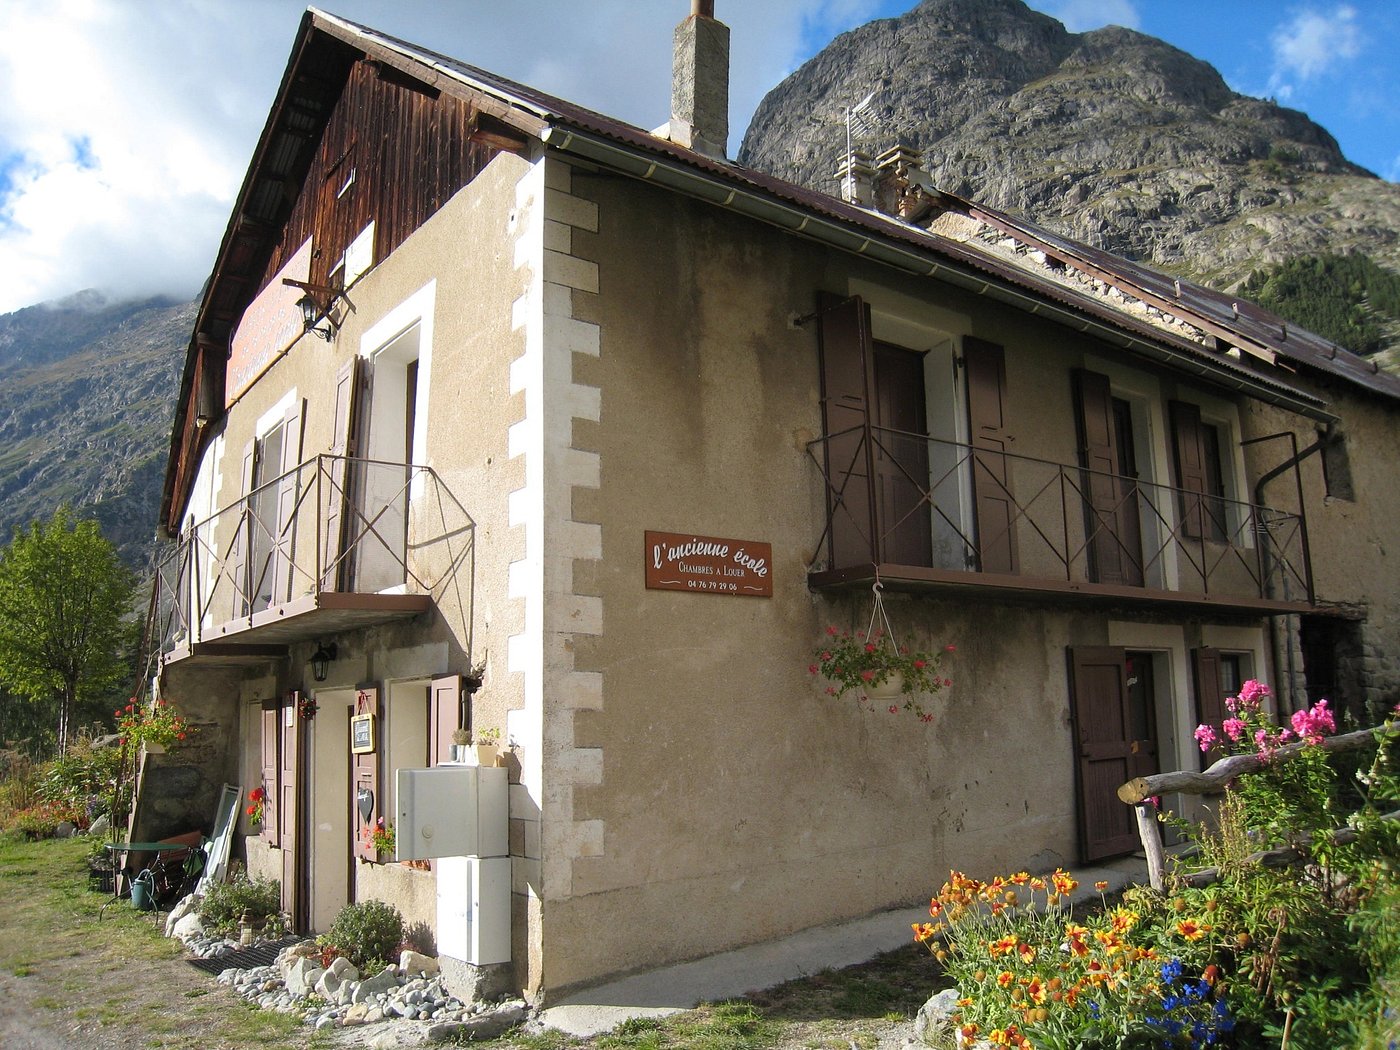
[279, 691, 305, 928]
[964, 338, 1018, 574]
[1074, 370, 1144, 586]
[873, 342, 931, 566]
[817, 293, 876, 568]
[1068, 646, 1142, 861]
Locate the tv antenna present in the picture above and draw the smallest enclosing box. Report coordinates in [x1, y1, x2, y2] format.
[843, 90, 879, 198]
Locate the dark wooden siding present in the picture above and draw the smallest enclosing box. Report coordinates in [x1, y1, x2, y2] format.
[256, 58, 497, 296]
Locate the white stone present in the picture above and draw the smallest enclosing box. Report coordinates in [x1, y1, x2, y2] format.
[314, 968, 342, 1000]
[172, 912, 206, 942]
[327, 956, 359, 981]
[164, 895, 199, 936]
[285, 958, 325, 998]
[398, 949, 439, 976]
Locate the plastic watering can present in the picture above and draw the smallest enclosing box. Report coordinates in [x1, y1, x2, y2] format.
[130, 869, 155, 911]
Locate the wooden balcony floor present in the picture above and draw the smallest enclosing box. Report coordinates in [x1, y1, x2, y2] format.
[162, 592, 431, 667]
[809, 562, 1319, 617]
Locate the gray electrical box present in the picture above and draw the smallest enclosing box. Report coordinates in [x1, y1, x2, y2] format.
[395, 765, 508, 860]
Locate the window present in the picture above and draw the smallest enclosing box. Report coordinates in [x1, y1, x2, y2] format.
[1321, 429, 1355, 501]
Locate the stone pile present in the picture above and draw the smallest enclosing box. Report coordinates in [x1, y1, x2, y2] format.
[166, 898, 527, 1040]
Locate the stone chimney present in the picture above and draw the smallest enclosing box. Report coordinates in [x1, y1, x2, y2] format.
[665, 1, 730, 160]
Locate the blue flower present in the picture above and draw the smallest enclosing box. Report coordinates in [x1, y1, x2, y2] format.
[1160, 958, 1183, 985]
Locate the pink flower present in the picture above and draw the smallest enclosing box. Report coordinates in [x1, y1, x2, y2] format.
[1223, 717, 1245, 742]
[1149, 796, 1161, 809]
[1237, 679, 1270, 711]
[865, 643, 878, 653]
[1194, 724, 1217, 753]
[860, 669, 875, 682]
[946, 644, 957, 652]
[888, 706, 899, 714]
[943, 678, 953, 687]
[913, 659, 926, 670]
[826, 625, 838, 636]
[1290, 699, 1336, 744]
[808, 664, 819, 675]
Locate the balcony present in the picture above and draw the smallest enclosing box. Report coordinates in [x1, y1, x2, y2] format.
[807, 425, 1314, 615]
[153, 455, 475, 667]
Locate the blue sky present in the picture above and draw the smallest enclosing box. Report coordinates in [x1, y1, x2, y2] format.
[0, 0, 1395, 315]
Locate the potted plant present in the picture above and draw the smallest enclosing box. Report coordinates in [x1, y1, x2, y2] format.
[450, 727, 471, 763]
[246, 786, 266, 828]
[810, 625, 953, 722]
[360, 817, 395, 861]
[116, 697, 194, 753]
[465, 726, 501, 766]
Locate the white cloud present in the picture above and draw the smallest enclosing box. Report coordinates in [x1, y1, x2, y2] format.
[1268, 4, 1362, 97]
[0, 0, 289, 313]
[0, 0, 866, 314]
[1029, 0, 1141, 33]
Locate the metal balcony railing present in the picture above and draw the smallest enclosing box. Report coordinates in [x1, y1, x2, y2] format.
[807, 424, 1313, 607]
[153, 454, 475, 653]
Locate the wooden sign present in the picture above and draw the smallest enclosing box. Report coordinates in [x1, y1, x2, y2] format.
[645, 530, 772, 597]
[350, 712, 376, 754]
[225, 238, 312, 405]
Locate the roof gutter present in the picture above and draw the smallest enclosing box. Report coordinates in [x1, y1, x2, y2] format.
[539, 124, 1337, 425]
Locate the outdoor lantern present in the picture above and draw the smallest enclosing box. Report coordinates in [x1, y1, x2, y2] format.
[296, 292, 336, 341]
[311, 642, 338, 682]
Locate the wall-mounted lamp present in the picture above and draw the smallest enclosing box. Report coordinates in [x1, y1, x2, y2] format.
[282, 278, 343, 341]
[311, 642, 338, 683]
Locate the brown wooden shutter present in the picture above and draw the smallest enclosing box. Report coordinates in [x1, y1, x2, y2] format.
[817, 292, 876, 568]
[1191, 647, 1227, 770]
[322, 358, 364, 590]
[429, 674, 463, 767]
[1170, 400, 1208, 539]
[352, 686, 382, 862]
[271, 399, 306, 604]
[1074, 370, 1140, 586]
[279, 691, 304, 920]
[232, 441, 259, 616]
[259, 700, 280, 845]
[1068, 646, 1138, 861]
[964, 337, 1018, 574]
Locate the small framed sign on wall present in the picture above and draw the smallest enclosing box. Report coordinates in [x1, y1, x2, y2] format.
[644, 530, 773, 597]
[350, 712, 376, 754]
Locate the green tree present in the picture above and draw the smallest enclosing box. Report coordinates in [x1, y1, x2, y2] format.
[0, 507, 136, 755]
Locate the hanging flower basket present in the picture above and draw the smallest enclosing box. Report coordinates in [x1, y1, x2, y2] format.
[809, 582, 954, 722]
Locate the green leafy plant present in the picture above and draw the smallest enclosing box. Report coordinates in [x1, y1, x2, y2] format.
[198, 866, 283, 937]
[360, 816, 394, 857]
[810, 625, 952, 720]
[319, 899, 404, 970]
[915, 870, 1234, 1048]
[37, 733, 122, 818]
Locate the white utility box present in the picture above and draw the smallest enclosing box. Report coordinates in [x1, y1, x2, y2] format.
[436, 855, 511, 965]
[395, 765, 508, 860]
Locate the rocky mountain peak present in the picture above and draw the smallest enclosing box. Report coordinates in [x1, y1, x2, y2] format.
[739, 0, 1394, 287]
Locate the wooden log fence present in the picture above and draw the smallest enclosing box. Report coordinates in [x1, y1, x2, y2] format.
[1117, 723, 1398, 891]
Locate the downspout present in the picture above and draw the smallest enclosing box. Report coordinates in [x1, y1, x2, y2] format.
[1252, 425, 1333, 714]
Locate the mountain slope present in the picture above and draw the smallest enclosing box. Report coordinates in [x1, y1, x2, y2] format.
[738, 0, 1400, 293]
[0, 293, 192, 569]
